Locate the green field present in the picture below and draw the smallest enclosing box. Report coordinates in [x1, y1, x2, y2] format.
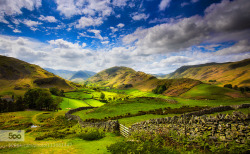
[60, 97, 90, 110]
[180, 84, 243, 99]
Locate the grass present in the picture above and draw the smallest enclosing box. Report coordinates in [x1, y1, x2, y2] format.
[118, 114, 178, 126]
[180, 84, 244, 99]
[60, 97, 90, 110]
[84, 99, 105, 107]
[73, 97, 182, 121]
[0, 110, 123, 154]
[64, 92, 93, 99]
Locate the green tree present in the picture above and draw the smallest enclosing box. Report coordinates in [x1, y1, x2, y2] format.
[224, 84, 232, 89]
[49, 87, 60, 96]
[51, 96, 63, 111]
[100, 92, 105, 100]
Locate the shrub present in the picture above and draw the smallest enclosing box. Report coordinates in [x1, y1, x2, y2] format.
[224, 84, 232, 89]
[78, 128, 105, 141]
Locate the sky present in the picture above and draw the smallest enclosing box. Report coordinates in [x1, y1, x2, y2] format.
[0, 0, 250, 74]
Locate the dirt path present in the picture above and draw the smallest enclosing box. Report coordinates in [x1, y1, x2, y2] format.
[31, 112, 44, 125]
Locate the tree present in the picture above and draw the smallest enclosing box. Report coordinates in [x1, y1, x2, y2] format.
[240, 87, 245, 94]
[100, 92, 105, 100]
[51, 96, 63, 111]
[233, 85, 238, 90]
[49, 87, 60, 96]
[15, 96, 25, 111]
[224, 84, 232, 89]
[152, 85, 167, 94]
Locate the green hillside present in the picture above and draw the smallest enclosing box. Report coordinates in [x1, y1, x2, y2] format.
[0, 55, 74, 95]
[86, 66, 202, 96]
[180, 84, 245, 100]
[164, 59, 250, 87]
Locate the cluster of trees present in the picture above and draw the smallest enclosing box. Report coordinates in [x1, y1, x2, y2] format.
[224, 84, 250, 93]
[0, 88, 64, 113]
[24, 88, 63, 111]
[208, 80, 216, 82]
[49, 87, 65, 96]
[152, 85, 167, 94]
[0, 96, 25, 113]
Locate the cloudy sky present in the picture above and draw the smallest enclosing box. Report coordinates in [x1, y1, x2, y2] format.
[0, 0, 250, 74]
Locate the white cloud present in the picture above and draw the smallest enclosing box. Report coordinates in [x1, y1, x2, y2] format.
[48, 39, 82, 49]
[110, 27, 118, 33]
[55, 0, 112, 18]
[22, 19, 42, 27]
[88, 29, 103, 40]
[123, 0, 250, 55]
[101, 41, 109, 44]
[0, 35, 249, 74]
[13, 29, 21, 33]
[191, 0, 199, 3]
[117, 23, 125, 28]
[38, 15, 57, 22]
[76, 16, 103, 29]
[131, 13, 149, 21]
[215, 40, 250, 55]
[112, 0, 128, 7]
[159, 0, 171, 11]
[0, 0, 42, 24]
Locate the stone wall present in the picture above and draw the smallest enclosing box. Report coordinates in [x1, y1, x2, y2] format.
[65, 107, 119, 132]
[130, 109, 250, 143]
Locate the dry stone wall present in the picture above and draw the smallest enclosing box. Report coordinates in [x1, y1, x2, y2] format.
[65, 107, 119, 132]
[130, 106, 250, 143]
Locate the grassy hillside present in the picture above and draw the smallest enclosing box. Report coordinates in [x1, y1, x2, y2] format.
[86, 66, 155, 88]
[164, 58, 250, 87]
[86, 66, 201, 96]
[0, 55, 74, 96]
[180, 84, 245, 100]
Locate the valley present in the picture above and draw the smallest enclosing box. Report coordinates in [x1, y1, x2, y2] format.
[0, 56, 249, 153]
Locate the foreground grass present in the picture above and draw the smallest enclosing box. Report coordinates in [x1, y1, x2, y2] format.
[0, 111, 123, 154]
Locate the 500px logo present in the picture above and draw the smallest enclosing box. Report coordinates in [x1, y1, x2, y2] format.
[0, 130, 25, 141]
[9, 132, 22, 139]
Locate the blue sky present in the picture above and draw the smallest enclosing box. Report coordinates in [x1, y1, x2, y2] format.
[0, 0, 250, 74]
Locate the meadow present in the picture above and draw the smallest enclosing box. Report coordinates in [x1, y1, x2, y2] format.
[0, 86, 249, 153]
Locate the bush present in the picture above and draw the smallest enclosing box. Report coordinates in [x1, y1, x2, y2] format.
[152, 85, 167, 94]
[224, 84, 232, 89]
[78, 128, 105, 141]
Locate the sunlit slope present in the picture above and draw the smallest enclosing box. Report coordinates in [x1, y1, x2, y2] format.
[86, 66, 155, 88]
[0, 55, 73, 95]
[180, 84, 245, 99]
[86, 66, 201, 96]
[164, 59, 250, 87]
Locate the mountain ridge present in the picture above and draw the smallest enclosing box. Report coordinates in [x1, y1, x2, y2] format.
[164, 59, 250, 87]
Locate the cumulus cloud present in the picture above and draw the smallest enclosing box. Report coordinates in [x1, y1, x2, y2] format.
[48, 39, 82, 49]
[0, 35, 249, 74]
[22, 19, 42, 27]
[76, 16, 103, 29]
[117, 23, 125, 28]
[55, 0, 112, 18]
[13, 29, 21, 33]
[159, 0, 171, 11]
[123, 0, 250, 55]
[38, 15, 58, 22]
[0, 0, 42, 24]
[215, 40, 250, 55]
[131, 13, 149, 21]
[112, 0, 128, 7]
[88, 29, 103, 40]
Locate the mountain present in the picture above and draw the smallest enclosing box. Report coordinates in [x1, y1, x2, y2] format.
[44, 68, 96, 83]
[164, 59, 250, 87]
[44, 68, 76, 80]
[0, 55, 74, 95]
[86, 66, 202, 96]
[70, 71, 96, 80]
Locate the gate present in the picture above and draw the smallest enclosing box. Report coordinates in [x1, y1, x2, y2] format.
[119, 124, 130, 137]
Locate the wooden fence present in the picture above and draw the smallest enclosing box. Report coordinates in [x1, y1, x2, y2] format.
[119, 124, 130, 137]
